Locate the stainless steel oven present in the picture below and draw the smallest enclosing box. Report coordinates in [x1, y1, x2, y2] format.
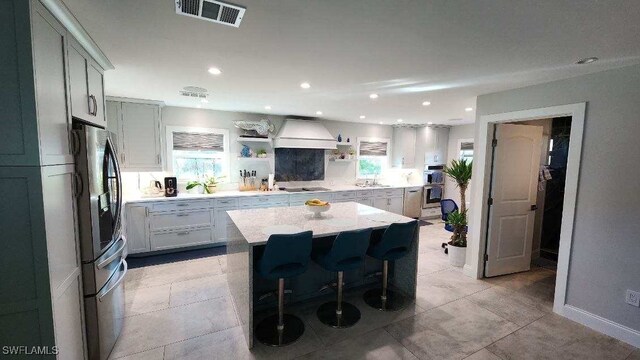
[423, 184, 444, 208]
[423, 164, 445, 185]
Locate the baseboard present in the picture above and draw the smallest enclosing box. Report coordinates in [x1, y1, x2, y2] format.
[561, 305, 640, 348]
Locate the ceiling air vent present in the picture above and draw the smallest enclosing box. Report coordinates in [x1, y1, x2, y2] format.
[175, 0, 246, 28]
[179, 86, 208, 99]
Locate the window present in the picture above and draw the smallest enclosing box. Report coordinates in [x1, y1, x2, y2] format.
[166, 126, 230, 182]
[357, 137, 390, 179]
[459, 140, 474, 162]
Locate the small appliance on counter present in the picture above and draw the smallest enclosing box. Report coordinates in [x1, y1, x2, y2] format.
[164, 177, 178, 197]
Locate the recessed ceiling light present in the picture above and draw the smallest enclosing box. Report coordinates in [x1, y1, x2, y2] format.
[196, 105, 202, 108]
[422, 101, 431, 106]
[369, 93, 379, 99]
[397, 119, 403, 123]
[575, 57, 598, 65]
[427, 121, 433, 125]
[201, 98, 209, 103]
[465, 107, 473, 112]
[316, 111, 322, 115]
[300, 82, 311, 89]
[379, 121, 383, 124]
[207, 67, 221, 75]
[264, 105, 272, 110]
[359, 115, 366, 119]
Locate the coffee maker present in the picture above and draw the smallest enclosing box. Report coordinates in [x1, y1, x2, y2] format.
[164, 177, 177, 197]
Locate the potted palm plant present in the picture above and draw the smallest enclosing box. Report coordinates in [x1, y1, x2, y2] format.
[443, 158, 472, 267]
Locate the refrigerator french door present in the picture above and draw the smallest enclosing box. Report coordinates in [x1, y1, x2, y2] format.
[74, 122, 127, 360]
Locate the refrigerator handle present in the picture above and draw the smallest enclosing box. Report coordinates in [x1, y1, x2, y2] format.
[98, 259, 127, 302]
[106, 136, 123, 237]
[96, 237, 127, 270]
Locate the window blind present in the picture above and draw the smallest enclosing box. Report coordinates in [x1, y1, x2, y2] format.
[460, 142, 474, 151]
[172, 132, 224, 151]
[359, 141, 388, 156]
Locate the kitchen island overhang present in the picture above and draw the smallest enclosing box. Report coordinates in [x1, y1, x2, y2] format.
[225, 202, 419, 348]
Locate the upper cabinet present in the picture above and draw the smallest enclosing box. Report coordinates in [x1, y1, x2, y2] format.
[392, 126, 417, 168]
[107, 99, 163, 171]
[68, 38, 106, 127]
[421, 126, 450, 165]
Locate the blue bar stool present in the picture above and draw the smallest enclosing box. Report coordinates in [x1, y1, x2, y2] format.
[363, 220, 419, 311]
[312, 228, 373, 328]
[255, 231, 313, 347]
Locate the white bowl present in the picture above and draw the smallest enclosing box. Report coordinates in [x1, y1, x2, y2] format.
[306, 204, 331, 217]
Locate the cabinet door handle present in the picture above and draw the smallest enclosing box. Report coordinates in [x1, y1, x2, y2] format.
[88, 95, 97, 116]
[157, 154, 161, 164]
[176, 203, 189, 207]
[176, 213, 189, 217]
[177, 231, 190, 236]
[73, 173, 83, 198]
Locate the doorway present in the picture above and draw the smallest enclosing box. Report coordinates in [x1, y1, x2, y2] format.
[484, 117, 572, 278]
[468, 103, 585, 316]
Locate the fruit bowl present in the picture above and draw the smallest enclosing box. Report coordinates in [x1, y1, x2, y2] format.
[304, 199, 331, 218]
[306, 204, 331, 217]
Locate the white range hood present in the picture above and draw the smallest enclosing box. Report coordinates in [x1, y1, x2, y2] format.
[273, 119, 337, 149]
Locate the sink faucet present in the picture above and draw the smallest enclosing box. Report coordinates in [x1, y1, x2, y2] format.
[373, 173, 378, 186]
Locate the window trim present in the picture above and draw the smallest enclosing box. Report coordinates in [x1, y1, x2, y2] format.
[356, 137, 390, 179]
[457, 138, 474, 161]
[165, 125, 230, 182]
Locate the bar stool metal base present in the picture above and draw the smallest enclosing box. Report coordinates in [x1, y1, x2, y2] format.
[363, 288, 408, 311]
[317, 301, 361, 328]
[255, 314, 305, 347]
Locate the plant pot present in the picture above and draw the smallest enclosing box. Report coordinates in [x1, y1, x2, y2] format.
[206, 185, 217, 194]
[448, 244, 466, 267]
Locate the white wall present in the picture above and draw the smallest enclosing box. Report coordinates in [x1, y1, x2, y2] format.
[476, 63, 640, 335]
[444, 124, 475, 207]
[123, 106, 398, 193]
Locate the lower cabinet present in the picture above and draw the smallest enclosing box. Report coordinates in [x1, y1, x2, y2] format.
[124, 189, 409, 255]
[150, 228, 212, 251]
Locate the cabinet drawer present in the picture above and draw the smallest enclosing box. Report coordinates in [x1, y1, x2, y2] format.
[150, 210, 212, 232]
[150, 228, 213, 251]
[151, 200, 212, 212]
[332, 191, 356, 202]
[214, 197, 239, 208]
[357, 190, 374, 198]
[374, 188, 404, 198]
[239, 195, 289, 208]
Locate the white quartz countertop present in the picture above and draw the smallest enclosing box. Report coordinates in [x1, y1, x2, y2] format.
[227, 202, 415, 245]
[123, 183, 423, 204]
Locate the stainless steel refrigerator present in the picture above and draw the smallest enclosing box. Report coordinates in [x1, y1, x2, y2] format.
[73, 122, 126, 360]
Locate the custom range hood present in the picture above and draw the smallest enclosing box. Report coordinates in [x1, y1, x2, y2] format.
[273, 119, 337, 149]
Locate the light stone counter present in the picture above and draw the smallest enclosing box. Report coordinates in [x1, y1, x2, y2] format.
[225, 202, 419, 348]
[227, 202, 414, 245]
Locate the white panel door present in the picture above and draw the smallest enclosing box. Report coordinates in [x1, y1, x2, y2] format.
[485, 124, 543, 277]
[68, 43, 90, 121]
[125, 204, 150, 254]
[87, 61, 106, 127]
[372, 197, 388, 211]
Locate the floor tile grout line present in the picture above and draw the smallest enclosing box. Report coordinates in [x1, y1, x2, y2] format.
[111, 344, 165, 360]
[382, 326, 423, 360]
[123, 293, 232, 319]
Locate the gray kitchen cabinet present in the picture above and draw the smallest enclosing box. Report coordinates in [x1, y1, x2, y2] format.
[68, 38, 106, 127]
[392, 126, 416, 168]
[388, 196, 404, 215]
[214, 198, 239, 243]
[106, 100, 121, 150]
[111, 100, 163, 171]
[125, 204, 151, 254]
[32, 9, 74, 166]
[372, 188, 405, 215]
[41, 164, 86, 360]
[424, 126, 449, 165]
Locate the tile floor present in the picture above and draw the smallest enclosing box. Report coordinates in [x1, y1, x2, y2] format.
[112, 221, 638, 360]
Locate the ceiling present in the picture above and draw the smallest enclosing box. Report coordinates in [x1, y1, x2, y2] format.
[63, 0, 640, 125]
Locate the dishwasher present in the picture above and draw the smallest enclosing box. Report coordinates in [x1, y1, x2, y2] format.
[403, 187, 423, 218]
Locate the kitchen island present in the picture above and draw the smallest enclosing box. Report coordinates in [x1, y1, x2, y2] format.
[225, 202, 418, 348]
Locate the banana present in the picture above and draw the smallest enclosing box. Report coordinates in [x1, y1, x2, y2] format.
[305, 199, 329, 206]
